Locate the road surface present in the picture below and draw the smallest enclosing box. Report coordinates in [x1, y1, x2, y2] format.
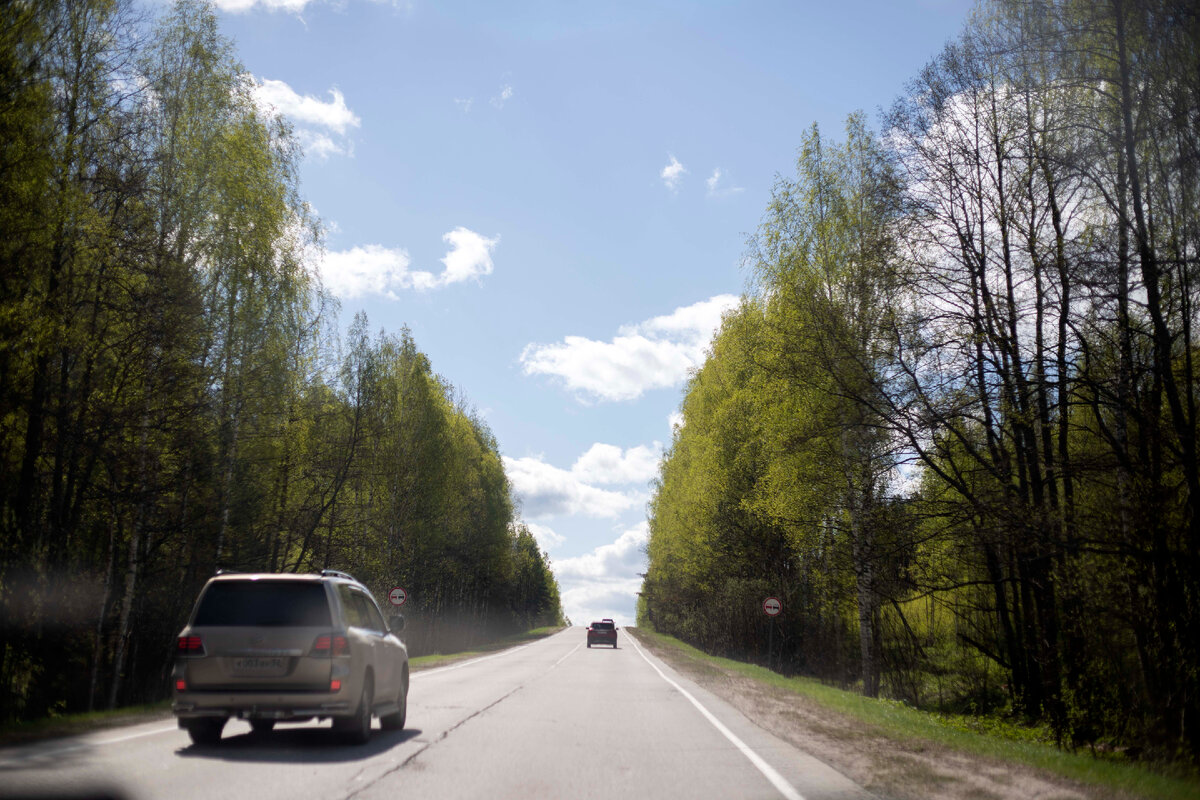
[0, 628, 873, 800]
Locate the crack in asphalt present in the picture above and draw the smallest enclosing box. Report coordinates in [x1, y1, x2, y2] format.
[341, 641, 581, 799]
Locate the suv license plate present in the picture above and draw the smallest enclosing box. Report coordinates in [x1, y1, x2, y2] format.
[232, 657, 286, 675]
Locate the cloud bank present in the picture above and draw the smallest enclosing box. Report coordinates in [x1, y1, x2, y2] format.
[571, 443, 660, 485]
[553, 522, 649, 626]
[519, 294, 739, 402]
[503, 455, 641, 520]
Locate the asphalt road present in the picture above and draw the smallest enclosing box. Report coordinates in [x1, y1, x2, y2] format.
[0, 629, 874, 800]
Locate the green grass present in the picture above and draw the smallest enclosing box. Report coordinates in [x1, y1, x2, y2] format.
[631, 628, 1200, 800]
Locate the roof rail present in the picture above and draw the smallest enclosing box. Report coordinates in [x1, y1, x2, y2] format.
[320, 569, 357, 582]
[214, 568, 242, 575]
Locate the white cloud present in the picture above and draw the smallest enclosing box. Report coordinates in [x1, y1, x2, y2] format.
[503, 455, 639, 519]
[668, 410, 684, 433]
[502, 445, 658, 625]
[455, 97, 474, 113]
[706, 169, 720, 194]
[319, 244, 412, 300]
[524, 521, 565, 551]
[251, 78, 360, 160]
[520, 294, 740, 402]
[520, 334, 692, 402]
[433, 227, 498, 286]
[215, 0, 412, 12]
[554, 522, 648, 581]
[660, 154, 686, 191]
[214, 0, 311, 12]
[297, 130, 347, 160]
[319, 227, 498, 299]
[553, 522, 649, 626]
[706, 167, 745, 197]
[571, 443, 661, 485]
[253, 79, 360, 134]
[490, 84, 514, 109]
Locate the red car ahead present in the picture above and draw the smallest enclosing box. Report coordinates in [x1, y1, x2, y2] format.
[586, 619, 618, 648]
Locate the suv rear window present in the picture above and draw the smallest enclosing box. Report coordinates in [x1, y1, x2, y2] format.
[591, 622, 614, 630]
[193, 581, 332, 627]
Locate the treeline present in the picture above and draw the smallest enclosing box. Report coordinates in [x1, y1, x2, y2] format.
[0, 0, 562, 723]
[641, 0, 1199, 760]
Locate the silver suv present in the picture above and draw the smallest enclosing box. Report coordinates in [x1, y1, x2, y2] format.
[172, 570, 408, 746]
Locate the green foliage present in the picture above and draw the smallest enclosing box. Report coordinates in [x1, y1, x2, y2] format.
[644, 0, 1200, 763]
[0, 0, 563, 722]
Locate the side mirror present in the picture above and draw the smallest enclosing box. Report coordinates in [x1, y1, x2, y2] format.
[389, 614, 405, 632]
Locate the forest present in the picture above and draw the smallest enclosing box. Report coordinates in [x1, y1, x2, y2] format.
[640, 0, 1200, 761]
[0, 0, 564, 724]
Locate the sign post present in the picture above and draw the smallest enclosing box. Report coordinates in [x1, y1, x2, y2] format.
[388, 586, 408, 607]
[763, 597, 782, 670]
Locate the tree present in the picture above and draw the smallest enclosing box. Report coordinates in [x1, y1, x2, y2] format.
[0, 0, 562, 723]
[746, 115, 906, 697]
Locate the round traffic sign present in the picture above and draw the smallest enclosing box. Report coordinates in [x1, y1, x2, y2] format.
[388, 586, 408, 607]
[763, 596, 782, 616]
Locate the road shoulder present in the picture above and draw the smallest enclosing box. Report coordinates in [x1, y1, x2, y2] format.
[628, 628, 1107, 800]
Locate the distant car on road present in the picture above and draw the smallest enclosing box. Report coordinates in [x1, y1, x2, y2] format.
[172, 569, 408, 746]
[587, 619, 618, 648]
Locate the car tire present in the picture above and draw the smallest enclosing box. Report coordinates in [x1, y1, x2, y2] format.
[380, 670, 407, 731]
[250, 719, 276, 735]
[334, 677, 373, 745]
[185, 718, 226, 746]
[587, 642, 592, 648]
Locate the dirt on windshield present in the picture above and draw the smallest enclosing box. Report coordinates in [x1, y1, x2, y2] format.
[631, 630, 1104, 800]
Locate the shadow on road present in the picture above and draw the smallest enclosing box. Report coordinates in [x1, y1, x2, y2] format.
[175, 726, 422, 764]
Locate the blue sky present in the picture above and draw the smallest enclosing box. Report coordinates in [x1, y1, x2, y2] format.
[205, 0, 976, 625]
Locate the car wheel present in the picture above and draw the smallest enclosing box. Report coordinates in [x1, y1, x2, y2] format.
[334, 678, 373, 745]
[250, 719, 276, 735]
[185, 718, 226, 746]
[380, 670, 408, 731]
[587, 642, 592, 648]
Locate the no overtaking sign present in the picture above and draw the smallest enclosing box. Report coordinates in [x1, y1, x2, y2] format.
[763, 597, 782, 616]
[388, 586, 408, 607]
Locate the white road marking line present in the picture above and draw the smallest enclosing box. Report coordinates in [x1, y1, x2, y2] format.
[628, 633, 806, 800]
[92, 724, 179, 745]
[0, 724, 179, 767]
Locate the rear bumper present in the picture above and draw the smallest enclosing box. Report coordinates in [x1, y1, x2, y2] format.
[173, 694, 352, 721]
[172, 656, 354, 721]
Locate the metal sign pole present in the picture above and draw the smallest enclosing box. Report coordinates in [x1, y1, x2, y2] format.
[768, 618, 774, 670]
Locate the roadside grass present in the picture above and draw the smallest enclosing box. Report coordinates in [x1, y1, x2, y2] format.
[631, 628, 1200, 800]
[1, 626, 566, 747]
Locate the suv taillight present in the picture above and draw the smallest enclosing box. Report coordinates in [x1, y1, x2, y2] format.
[312, 634, 348, 657]
[177, 635, 205, 657]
